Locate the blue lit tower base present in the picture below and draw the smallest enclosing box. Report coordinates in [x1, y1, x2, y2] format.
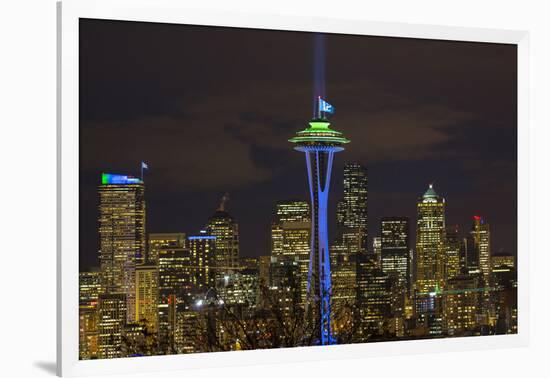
[290, 119, 350, 345]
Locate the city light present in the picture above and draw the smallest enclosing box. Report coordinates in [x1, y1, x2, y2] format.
[101, 173, 142, 185]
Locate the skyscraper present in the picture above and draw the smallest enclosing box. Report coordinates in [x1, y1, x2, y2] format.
[337, 163, 368, 248]
[289, 114, 350, 345]
[135, 264, 158, 332]
[271, 200, 310, 304]
[470, 216, 493, 325]
[98, 173, 146, 324]
[380, 217, 410, 293]
[206, 195, 239, 277]
[415, 184, 446, 334]
[445, 225, 461, 280]
[471, 216, 491, 286]
[188, 232, 217, 290]
[97, 293, 126, 359]
[154, 233, 193, 354]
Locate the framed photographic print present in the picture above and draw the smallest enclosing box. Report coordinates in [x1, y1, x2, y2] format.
[58, 0, 529, 376]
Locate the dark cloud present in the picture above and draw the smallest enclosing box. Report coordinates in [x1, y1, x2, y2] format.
[79, 19, 517, 270]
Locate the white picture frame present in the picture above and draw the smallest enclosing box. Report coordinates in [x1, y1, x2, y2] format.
[57, 0, 529, 376]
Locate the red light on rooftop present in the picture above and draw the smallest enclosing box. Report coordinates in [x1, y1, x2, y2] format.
[473, 215, 481, 221]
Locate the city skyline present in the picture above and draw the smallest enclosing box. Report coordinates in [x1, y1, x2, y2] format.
[78, 18, 518, 358]
[82, 167, 517, 358]
[79, 19, 517, 271]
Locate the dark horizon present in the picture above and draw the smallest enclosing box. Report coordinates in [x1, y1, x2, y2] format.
[79, 19, 517, 271]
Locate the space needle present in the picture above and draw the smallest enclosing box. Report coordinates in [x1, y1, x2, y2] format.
[289, 94, 350, 344]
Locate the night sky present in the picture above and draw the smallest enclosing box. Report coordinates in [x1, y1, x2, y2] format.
[79, 19, 517, 271]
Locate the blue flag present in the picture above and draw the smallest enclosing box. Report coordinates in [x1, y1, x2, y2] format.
[319, 97, 334, 114]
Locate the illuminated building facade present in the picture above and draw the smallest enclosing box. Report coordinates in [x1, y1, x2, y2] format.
[445, 225, 462, 280]
[155, 233, 192, 294]
[336, 163, 368, 249]
[290, 117, 350, 345]
[380, 217, 410, 293]
[444, 275, 479, 335]
[216, 268, 259, 309]
[470, 216, 493, 324]
[240, 256, 259, 270]
[206, 199, 240, 276]
[330, 233, 359, 320]
[492, 255, 517, 335]
[79, 271, 101, 360]
[79, 307, 98, 360]
[271, 200, 310, 303]
[97, 293, 126, 359]
[188, 232, 217, 290]
[330, 257, 357, 325]
[356, 254, 392, 338]
[98, 173, 145, 324]
[135, 264, 158, 332]
[155, 233, 193, 354]
[174, 310, 203, 354]
[415, 184, 446, 334]
[471, 216, 492, 286]
[80, 271, 102, 304]
[492, 253, 515, 270]
[148, 233, 187, 264]
[268, 256, 302, 317]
